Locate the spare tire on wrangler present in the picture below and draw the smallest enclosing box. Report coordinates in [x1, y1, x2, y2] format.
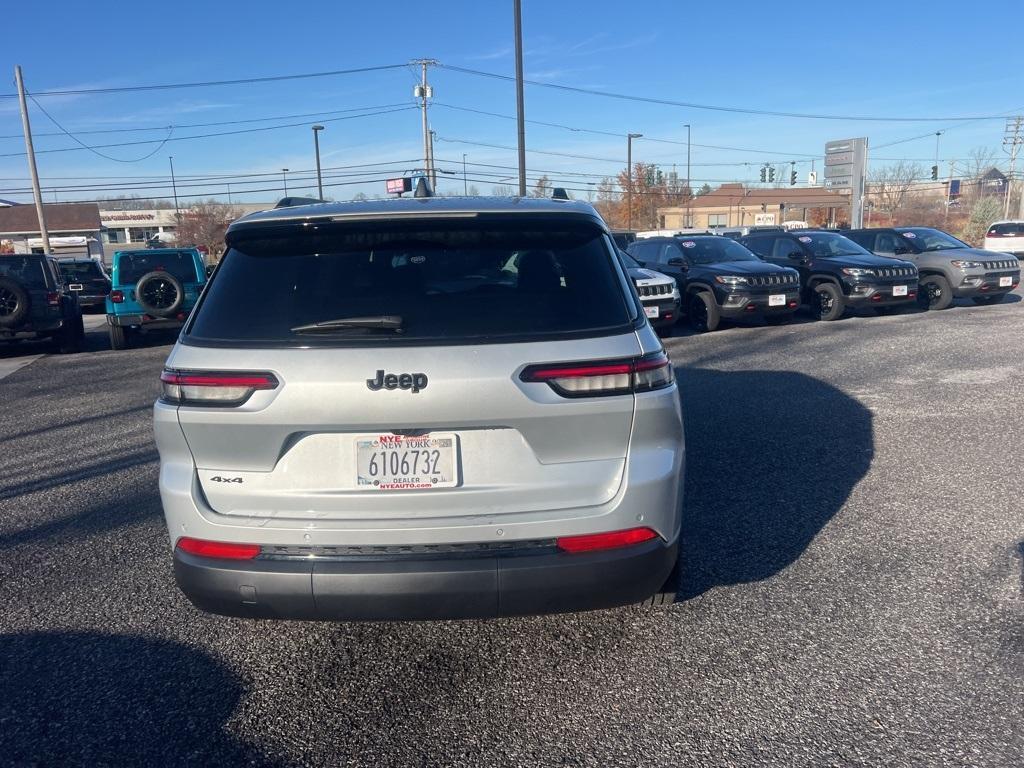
[0, 276, 30, 327]
[134, 270, 184, 317]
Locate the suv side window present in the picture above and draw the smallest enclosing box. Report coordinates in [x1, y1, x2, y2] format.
[657, 242, 683, 265]
[771, 237, 799, 259]
[874, 232, 900, 256]
[743, 237, 772, 258]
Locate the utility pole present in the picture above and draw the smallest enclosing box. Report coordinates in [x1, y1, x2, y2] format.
[312, 124, 325, 200]
[463, 153, 468, 195]
[684, 123, 691, 226]
[414, 60, 437, 193]
[14, 65, 50, 253]
[428, 130, 437, 190]
[627, 133, 643, 231]
[1002, 117, 1023, 219]
[281, 168, 289, 196]
[168, 156, 180, 223]
[513, 0, 527, 196]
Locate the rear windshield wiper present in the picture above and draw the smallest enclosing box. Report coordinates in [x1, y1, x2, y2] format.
[290, 315, 403, 333]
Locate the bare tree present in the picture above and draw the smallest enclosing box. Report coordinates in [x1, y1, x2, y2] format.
[869, 161, 924, 222]
[173, 200, 241, 258]
[530, 175, 552, 198]
[959, 146, 1000, 204]
[492, 184, 517, 196]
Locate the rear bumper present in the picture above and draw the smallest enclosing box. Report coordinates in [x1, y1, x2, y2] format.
[107, 313, 184, 330]
[0, 318, 66, 340]
[173, 537, 678, 620]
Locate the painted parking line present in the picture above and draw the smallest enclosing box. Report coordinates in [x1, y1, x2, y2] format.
[0, 355, 42, 381]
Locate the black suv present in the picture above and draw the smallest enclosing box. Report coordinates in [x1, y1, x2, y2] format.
[57, 258, 111, 313]
[738, 230, 918, 321]
[0, 254, 85, 353]
[627, 235, 800, 331]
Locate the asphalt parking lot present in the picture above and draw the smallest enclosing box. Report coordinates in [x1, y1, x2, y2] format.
[1, 296, 1022, 767]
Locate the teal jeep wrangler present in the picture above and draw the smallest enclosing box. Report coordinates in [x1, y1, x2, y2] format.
[106, 248, 207, 350]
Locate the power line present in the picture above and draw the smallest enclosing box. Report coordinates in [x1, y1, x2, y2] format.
[0, 106, 418, 159]
[0, 64, 409, 99]
[438, 64, 1016, 123]
[0, 103, 412, 141]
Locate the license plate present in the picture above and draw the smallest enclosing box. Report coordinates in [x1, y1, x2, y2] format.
[355, 433, 457, 490]
[999, 276, 1012, 287]
[69, 283, 83, 291]
[768, 294, 786, 307]
[644, 305, 660, 319]
[893, 285, 908, 297]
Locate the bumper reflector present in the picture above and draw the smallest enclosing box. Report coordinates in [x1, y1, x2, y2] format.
[556, 527, 658, 554]
[175, 537, 261, 560]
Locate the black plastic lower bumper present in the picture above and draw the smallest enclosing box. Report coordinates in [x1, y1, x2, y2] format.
[173, 537, 678, 621]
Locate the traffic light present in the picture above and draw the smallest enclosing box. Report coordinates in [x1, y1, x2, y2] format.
[768, 167, 776, 183]
[760, 166, 767, 183]
[930, 165, 938, 180]
[790, 171, 797, 186]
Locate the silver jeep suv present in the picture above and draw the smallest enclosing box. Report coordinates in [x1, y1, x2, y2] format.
[154, 196, 685, 620]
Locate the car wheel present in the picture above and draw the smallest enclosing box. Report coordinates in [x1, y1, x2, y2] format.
[0, 277, 30, 328]
[640, 560, 680, 608]
[688, 291, 720, 332]
[109, 324, 129, 350]
[918, 275, 953, 310]
[813, 283, 845, 321]
[971, 295, 1003, 305]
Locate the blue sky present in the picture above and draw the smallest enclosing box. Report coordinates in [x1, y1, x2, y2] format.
[2, 0, 1020, 205]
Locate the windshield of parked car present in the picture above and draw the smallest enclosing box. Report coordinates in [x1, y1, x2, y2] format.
[59, 261, 106, 281]
[117, 251, 199, 284]
[187, 218, 635, 346]
[677, 237, 760, 264]
[796, 232, 870, 258]
[896, 228, 968, 251]
[0, 257, 48, 289]
[617, 249, 642, 269]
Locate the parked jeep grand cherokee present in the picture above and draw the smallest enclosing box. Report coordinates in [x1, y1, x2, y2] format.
[155, 197, 685, 621]
[0, 254, 84, 353]
[106, 248, 207, 349]
[616, 248, 680, 332]
[739, 230, 918, 320]
[628, 235, 800, 332]
[844, 227, 1020, 310]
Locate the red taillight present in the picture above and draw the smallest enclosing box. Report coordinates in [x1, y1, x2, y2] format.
[109, 290, 124, 303]
[521, 352, 673, 397]
[160, 369, 278, 406]
[556, 527, 658, 553]
[45, 291, 59, 306]
[788, 300, 798, 308]
[175, 537, 260, 560]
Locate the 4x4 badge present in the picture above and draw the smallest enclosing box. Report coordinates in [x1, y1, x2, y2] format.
[366, 370, 428, 394]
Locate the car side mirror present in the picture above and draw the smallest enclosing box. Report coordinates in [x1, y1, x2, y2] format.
[667, 257, 686, 268]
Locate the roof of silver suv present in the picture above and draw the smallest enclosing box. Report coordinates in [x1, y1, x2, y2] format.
[230, 196, 604, 231]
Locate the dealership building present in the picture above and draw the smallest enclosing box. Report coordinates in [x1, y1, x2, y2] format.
[100, 204, 270, 247]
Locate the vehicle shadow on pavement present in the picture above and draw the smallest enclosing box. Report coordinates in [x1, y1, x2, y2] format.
[676, 368, 873, 600]
[0, 632, 280, 766]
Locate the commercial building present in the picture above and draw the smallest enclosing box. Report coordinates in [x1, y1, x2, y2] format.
[657, 183, 851, 230]
[99, 203, 271, 247]
[0, 202, 103, 257]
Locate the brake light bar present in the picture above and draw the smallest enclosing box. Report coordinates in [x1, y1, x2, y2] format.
[557, 527, 658, 553]
[521, 352, 673, 397]
[175, 537, 261, 560]
[160, 369, 278, 406]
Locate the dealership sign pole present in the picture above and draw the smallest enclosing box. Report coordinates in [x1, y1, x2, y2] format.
[824, 138, 868, 228]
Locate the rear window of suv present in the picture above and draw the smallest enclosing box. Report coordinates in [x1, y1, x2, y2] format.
[60, 261, 106, 280]
[988, 222, 1024, 236]
[0, 256, 49, 289]
[117, 251, 199, 284]
[186, 217, 635, 346]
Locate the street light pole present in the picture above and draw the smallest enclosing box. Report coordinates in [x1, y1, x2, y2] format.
[513, 0, 527, 196]
[684, 123, 691, 226]
[627, 133, 643, 231]
[281, 168, 289, 197]
[312, 125, 325, 200]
